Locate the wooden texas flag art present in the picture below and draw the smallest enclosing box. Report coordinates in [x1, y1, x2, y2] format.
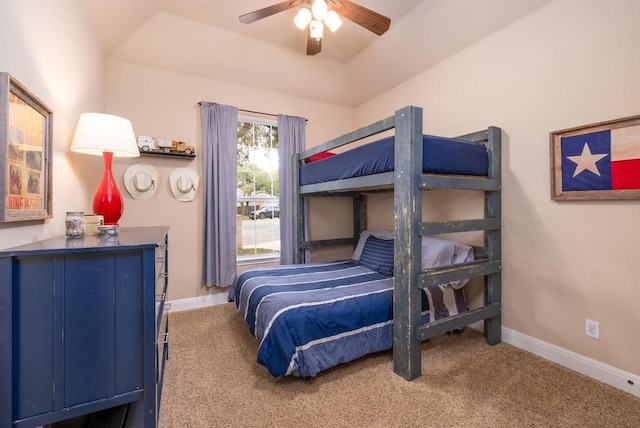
[551, 115, 640, 200]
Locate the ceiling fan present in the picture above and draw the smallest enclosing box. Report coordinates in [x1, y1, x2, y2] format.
[239, 0, 391, 56]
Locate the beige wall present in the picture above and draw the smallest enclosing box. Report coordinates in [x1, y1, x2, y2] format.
[105, 61, 355, 301]
[0, 1, 105, 247]
[355, 0, 640, 375]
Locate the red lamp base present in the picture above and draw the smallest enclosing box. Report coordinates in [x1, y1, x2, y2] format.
[93, 151, 123, 226]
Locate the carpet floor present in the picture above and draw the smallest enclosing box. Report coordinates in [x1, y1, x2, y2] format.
[159, 304, 639, 427]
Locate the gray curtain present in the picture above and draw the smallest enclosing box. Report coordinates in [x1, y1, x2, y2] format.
[201, 102, 238, 287]
[277, 114, 306, 264]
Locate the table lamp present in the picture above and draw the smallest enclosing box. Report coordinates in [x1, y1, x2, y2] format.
[71, 113, 139, 230]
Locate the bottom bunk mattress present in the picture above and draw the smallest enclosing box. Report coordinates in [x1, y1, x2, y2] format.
[229, 261, 467, 378]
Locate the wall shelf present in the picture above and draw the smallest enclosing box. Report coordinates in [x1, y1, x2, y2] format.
[140, 151, 196, 159]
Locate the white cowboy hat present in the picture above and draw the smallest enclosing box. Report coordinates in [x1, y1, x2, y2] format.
[123, 164, 159, 200]
[169, 168, 199, 202]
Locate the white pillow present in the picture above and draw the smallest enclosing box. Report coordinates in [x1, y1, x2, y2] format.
[352, 231, 474, 289]
[421, 236, 474, 289]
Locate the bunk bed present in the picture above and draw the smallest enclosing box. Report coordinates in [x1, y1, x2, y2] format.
[231, 105, 502, 380]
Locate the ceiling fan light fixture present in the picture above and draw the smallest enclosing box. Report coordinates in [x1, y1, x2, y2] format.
[309, 19, 324, 40]
[311, 0, 328, 21]
[239, 0, 391, 55]
[294, 8, 312, 30]
[324, 10, 342, 32]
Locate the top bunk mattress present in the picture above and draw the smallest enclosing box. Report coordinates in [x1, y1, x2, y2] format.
[300, 134, 489, 186]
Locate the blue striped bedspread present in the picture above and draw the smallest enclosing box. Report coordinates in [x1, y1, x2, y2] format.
[229, 261, 466, 378]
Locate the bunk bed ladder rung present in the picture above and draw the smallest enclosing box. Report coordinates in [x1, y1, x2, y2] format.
[419, 260, 501, 288]
[416, 303, 501, 341]
[299, 237, 355, 249]
[421, 218, 501, 235]
[419, 175, 501, 191]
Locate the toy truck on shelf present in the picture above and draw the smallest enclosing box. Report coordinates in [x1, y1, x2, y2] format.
[137, 135, 195, 156]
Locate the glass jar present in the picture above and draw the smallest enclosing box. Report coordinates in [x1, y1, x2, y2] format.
[65, 211, 85, 238]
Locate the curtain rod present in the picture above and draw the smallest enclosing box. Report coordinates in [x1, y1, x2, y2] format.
[238, 108, 307, 122]
[197, 102, 307, 122]
[239, 108, 278, 118]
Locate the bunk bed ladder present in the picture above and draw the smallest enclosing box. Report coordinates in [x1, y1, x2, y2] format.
[393, 107, 502, 381]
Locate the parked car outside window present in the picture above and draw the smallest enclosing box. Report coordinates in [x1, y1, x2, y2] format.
[249, 205, 280, 220]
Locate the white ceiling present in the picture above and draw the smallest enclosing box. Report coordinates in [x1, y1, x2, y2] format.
[77, 0, 552, 106]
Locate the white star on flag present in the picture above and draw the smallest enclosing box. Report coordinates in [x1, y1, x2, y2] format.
[566, 143, 609, 178]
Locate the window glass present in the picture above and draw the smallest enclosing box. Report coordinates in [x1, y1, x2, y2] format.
[237, 120, 279, 261]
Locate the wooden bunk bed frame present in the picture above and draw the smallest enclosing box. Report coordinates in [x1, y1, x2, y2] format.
[292, 105, 502, 381]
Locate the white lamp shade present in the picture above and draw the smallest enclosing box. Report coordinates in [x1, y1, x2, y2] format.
[294, 8, 312, 30]
[311, 0, 327, 21]
[71, 113, 140, 157]
[325, 10, 342, 32]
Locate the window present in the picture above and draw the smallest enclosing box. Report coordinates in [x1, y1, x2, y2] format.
[236, 119, 279, 262]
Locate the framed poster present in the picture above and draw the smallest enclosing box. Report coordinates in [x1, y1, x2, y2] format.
[550, 115, 640, 200]
[0, 72, 53, 222]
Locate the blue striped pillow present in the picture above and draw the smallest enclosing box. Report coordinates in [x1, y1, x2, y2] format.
[358, 235, 395, 276]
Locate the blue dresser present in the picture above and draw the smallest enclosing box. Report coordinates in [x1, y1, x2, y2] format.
[0, 227, 169, 428]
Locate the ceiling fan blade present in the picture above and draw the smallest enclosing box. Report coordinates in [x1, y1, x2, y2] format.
[239, 1, 303, 24]
[306, 31, 322, 55]
[335, 1, 390, 35]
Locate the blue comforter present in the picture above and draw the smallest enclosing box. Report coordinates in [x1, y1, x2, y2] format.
[229, 261, 467, 378]
[299, 134, 489, 186]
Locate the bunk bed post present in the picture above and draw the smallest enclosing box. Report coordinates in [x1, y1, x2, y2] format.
[484, 126, 502, 345]
[392, 105, 423, 381]
[353, 195, 367, 246]
[292, 152, 304, 264]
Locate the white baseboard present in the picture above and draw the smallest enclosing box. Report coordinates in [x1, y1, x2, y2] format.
[502, 327, 639, 398]
[167, 293, 229, 313]
[165, 297, 639, 398]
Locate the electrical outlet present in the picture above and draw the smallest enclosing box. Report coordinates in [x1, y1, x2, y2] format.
[585, 319, 600, 339]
